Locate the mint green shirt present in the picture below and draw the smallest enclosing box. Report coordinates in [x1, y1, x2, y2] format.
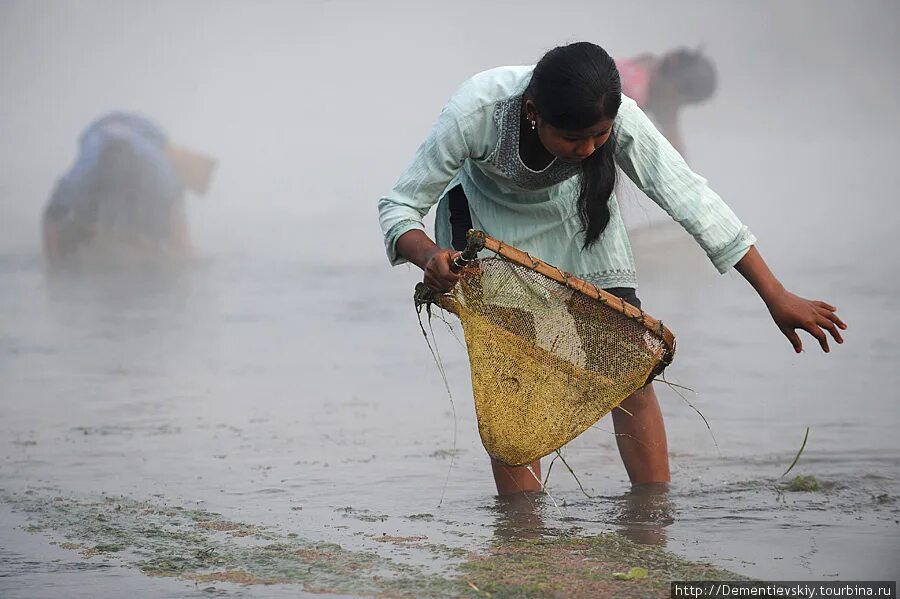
[377, 66, 755, 289]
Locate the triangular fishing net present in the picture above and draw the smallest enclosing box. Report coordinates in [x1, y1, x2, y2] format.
[416, 231, 676, 467]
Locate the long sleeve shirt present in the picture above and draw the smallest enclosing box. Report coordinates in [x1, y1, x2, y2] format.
[377, 66, 755, 289]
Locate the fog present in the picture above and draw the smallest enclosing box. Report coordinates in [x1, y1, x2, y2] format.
[2, 1, 898, 258]
[2, 2, 899, 595]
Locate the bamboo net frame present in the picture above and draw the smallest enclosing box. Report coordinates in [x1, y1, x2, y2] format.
[414, 229, 678, 465]
[443, 229, 676, 360]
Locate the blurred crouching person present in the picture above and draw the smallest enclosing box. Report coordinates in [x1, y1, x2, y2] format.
[616, 48, 717, 158]
[42, 112, 215, 266]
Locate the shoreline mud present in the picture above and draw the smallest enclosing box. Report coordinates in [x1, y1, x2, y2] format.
[3, 489, 742, 598]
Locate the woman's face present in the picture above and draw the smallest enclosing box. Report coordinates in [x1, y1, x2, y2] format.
[538, 117, 614, 162]
[525, 98, 614, 162]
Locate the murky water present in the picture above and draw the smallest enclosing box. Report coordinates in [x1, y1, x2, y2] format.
[2, 1, 900, 597]
[3, 177, 899, 595]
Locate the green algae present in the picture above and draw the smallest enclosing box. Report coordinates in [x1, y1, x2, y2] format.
[787, 475, 822, 492]
[613, 566, 649, 580]
[458, 531, 744, 599]
[3, 490, 459, 595]
[4, 489, 742, 598]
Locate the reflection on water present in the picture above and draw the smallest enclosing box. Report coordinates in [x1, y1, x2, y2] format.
[2, 213, 899, 593]
[491, 493, 548, 542]
[613, 484, 674, 547]
[490, 483, 674, 549]
[2, 222, 899, 594]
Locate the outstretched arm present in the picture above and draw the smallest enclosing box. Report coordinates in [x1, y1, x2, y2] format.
[734, 246, 846, 353]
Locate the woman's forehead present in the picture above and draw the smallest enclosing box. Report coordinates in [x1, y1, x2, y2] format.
[553, 117, 615, 137]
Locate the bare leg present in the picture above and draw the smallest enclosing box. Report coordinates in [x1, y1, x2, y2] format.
[611, 383, 670, 484]
[491, 458, 542, 496]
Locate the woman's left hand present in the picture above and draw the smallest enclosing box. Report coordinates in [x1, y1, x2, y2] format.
[764, 289, 847, 353]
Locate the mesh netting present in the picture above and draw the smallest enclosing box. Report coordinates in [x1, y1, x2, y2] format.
[439, 256, 673, 467]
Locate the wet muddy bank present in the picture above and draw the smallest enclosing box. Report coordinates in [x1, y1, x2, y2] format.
[2, 489, 742, 598]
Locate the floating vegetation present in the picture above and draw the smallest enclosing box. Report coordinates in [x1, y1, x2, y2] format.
[4, 489, 742, 598]
[337, 507, 389, 523]
[613, 566, 649, 580]
[375, 535, 429, 545]
[786, 475, 822, 492]
[872, 493, 896, 505]
[459, 532, 744, 598]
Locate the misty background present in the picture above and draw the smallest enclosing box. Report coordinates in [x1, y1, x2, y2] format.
[1, 1, 899, 595]
[2, 1, 897, 261]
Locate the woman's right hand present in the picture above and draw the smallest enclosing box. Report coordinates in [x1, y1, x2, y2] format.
[423, 248, 462, 293]
[394, 230, 463, 293]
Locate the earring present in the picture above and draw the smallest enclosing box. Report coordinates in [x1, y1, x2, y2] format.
[530, 119, 536, 130]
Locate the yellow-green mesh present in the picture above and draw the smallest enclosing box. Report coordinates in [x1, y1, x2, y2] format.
[445, 258, 670, 467]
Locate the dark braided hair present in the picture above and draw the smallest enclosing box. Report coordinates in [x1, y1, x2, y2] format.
[526, 42, 622, 249]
